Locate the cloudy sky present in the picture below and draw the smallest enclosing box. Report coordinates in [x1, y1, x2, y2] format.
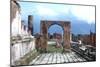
[18, 1, 95, 34]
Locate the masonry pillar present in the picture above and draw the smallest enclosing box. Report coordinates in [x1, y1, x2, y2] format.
[41, 21, 48, 53]
[63, 22, 71, 52]
[28, 15, 33, 36]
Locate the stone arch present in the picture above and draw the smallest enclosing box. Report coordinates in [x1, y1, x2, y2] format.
[40, 20, 71, 52]
[48, 22, 64, 33]
[48, 23, 64, 36]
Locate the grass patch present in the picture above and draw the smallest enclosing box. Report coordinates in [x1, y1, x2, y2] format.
[47, 44, 63, 53]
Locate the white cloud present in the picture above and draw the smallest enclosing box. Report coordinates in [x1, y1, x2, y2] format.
[70, 5, 95, 24]
[35, 5, 95, 24]
[58, 6, 71, 15]
[36, 5, 58, 17]
[20, 1, 95, 24]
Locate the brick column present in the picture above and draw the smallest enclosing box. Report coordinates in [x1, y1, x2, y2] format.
[41, 21, 48, 53]
[63, 22, 71, 52]
[28, 15, 33, 36]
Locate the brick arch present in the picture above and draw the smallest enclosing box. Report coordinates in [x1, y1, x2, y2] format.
[40, 20, 71, 52]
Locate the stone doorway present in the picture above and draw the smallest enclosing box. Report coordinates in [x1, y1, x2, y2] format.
[40, 20, 71, 52]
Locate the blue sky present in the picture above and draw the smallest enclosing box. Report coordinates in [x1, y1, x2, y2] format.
[19, 2, 95, 35]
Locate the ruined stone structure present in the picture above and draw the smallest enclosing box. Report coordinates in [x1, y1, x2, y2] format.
[11, 0, 36, 65]
[40, 20, 71, 52]
[28, 15, 33, 36]
[11, 0, 20, 23]
[11, 0, 22, 36]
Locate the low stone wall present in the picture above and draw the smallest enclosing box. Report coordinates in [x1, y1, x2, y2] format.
[11, 37, 37, 66]
[14, 49, 39, 65]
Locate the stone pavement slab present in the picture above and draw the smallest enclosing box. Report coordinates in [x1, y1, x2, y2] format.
[30, 51, 86, 65]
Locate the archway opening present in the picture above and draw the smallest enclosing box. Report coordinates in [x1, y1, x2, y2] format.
[40, 20, 71, 53]
[47, 24, 64, 53]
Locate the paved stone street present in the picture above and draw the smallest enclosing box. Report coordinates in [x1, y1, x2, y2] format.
[30, 51, 86, 65]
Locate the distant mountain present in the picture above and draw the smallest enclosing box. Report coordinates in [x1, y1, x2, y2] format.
[71, 19, 95, 35]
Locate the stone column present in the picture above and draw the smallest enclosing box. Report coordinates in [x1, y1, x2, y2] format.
[41, 21, 48, 53]
[63, 22, 71, 52]
[28, 15, 33, 36]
